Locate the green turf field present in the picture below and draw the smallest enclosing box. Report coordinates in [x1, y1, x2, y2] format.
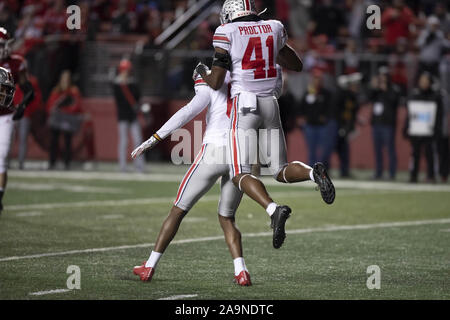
[0, 167, 449, 300]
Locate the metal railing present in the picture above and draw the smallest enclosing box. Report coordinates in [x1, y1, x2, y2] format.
[79, 43, 422, 99]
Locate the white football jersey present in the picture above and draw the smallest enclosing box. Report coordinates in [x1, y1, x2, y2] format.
[156, 74, 232, 146]
[213, 19, 287, 98]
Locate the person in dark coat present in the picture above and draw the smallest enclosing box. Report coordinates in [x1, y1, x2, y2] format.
[112, 58, 145, 172]
[335, 73, 362, 178]
[299, 68, 334, 168]
[369, 67, 401, 180]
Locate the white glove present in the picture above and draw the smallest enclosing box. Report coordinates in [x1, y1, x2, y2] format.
[131, 134, 161, 159]
[192, 62, 210, 80]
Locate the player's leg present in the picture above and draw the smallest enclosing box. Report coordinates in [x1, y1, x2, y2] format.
[134, 144, 223, 281]
[259, 96, 335, 204]
[228, 96, 290, 249]
[49, 128, 60, 169]
[0, 114, 14, 214]
[63, 131, 72, 170]
[18, 117, 30, 170]
[218, 173, 251, 286]
[130, 120, 145, 173]
[117, 121, 128, 172]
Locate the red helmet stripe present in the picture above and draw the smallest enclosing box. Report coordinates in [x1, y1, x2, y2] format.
[245, 0, 250, 11]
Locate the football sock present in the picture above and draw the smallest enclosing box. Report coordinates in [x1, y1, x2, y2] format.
[145, 251, 162, 268]
[266, 202, 277, 216]
[233, 257, 247, 276]
[309, 169, 315, 182]
[0, 189, 4, 204]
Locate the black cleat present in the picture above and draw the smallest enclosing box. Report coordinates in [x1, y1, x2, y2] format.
[270, 205, 291, 249]
[313, 162, 335, 204]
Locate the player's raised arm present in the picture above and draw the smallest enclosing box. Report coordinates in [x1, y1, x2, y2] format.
[277, 44, 303, 72]
[131, 74, 212, 159]
[195, 48, 230, 90]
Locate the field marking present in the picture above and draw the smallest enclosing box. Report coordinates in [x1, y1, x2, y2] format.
[15, 211, 43, 217]
[8, 182, 128, 194]
[158, 294, 198, 300]
[9, 169, 450, 192]
[101, 214, 125, 219]
[184, 217, 207, 223]
[29, 288, 71, 296]
[1, 218, 449, 263]
[3, 189, 396, 212]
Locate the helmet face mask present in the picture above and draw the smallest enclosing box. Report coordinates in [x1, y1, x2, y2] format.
[220, 0, 257, 24]
[0, 67, 15, 109]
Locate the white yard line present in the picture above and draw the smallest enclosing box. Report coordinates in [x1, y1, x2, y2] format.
[15, 211, 43, 217]
[158, 294, 198, 300]
[9, 170, 450, 192]
[3, 189, 393, 212]
[1, 218, 449, 263]
[29, 289, 71, 296]
[8, 182, 128, 194]
[101, 214, 125, 219]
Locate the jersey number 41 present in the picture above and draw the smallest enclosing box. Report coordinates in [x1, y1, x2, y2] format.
[242, 36, 277, 80]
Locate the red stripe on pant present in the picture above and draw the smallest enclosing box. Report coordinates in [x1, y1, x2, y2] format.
[174, 144, 206, 205]
[231, 97, 241, 176]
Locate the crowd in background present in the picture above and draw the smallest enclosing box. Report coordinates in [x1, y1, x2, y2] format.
[0, 0, 449, 182]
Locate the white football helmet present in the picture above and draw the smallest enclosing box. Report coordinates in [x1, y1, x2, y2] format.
[220, 0, 257, 24]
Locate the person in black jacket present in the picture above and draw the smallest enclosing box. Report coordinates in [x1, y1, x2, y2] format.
[299, 69, 334, 168]
[112, 58, 145, 172]
[335, 73, 362, 178]
[369, 68, 401, 180]
[404, 72, 443, 183]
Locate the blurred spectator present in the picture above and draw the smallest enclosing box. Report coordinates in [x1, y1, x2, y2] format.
[43, 0, 67, 35]
[310, 0, 346, 44]
[343, 38, 359, 74]
[278, 70, 297, 139]
[438, 41, 450, 183]
[381, 0, 415, 48]
[346, 0, 365, 41]
[436, 91, 449, 183]
[47, 70, 83, 170]
[404, 72, 443, 183]
[369, 67, 400, 180]
[299, 68, 334, 168]
[434, 2, 450, 34]
[388, 37, 411, 96]
[111, 58, 145, 173]
[287, 0, 310, 39]
[335, 72, 362, 178]
[14, 73, 43, 170]
[0, 2, 17, 35]
[111, 0, 137, 34]
[416, 15, 448, 77]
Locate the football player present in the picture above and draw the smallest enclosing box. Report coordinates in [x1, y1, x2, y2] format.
[131, 66, 250, 285]
[195, 0, 335, 249]
[0, 27, 34, 215]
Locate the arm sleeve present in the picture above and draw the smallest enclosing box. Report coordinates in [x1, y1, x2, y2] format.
[212, 25, 231, 52]
[156, 86, 211, 140]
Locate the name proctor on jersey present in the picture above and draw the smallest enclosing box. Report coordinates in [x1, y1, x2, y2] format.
[238, 24, 273, 36]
